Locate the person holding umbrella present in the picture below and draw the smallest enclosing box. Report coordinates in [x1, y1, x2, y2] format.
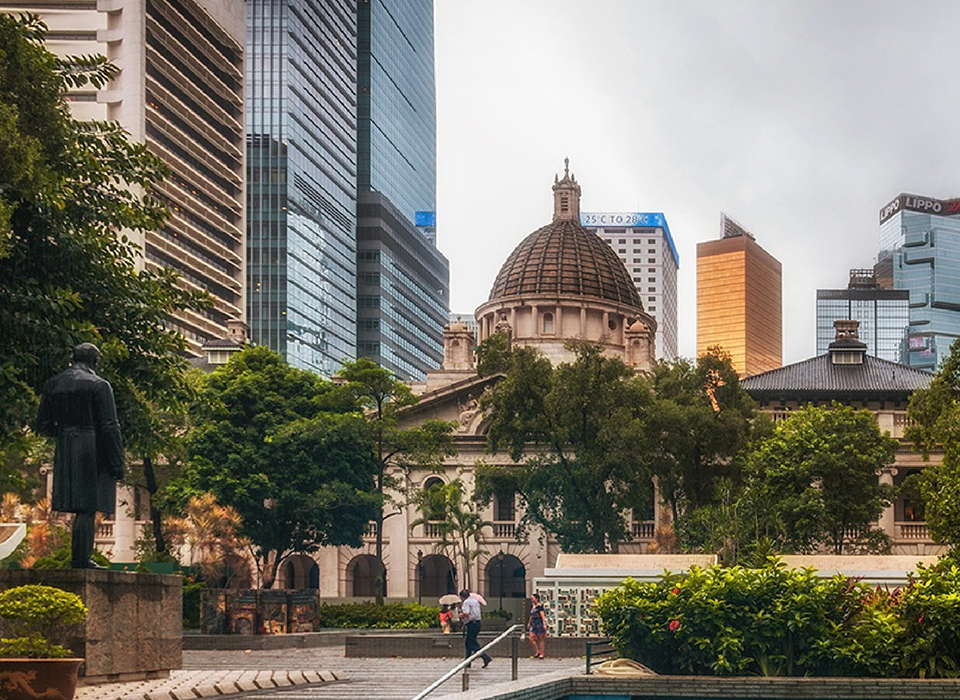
[458, 588, 491, 668]
[439, 593, 460, 633]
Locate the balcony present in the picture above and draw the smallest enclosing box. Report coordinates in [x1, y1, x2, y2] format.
[491, 521, 516, 538]
[896, 522, 930, 540]
[630, 521, 656, 540]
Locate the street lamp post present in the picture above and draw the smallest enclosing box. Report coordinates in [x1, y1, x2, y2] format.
[497, 549, 504, 612]
[417, 549, 423, 605]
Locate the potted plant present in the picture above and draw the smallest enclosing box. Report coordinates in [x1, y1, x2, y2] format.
[0, 584, 87, 700]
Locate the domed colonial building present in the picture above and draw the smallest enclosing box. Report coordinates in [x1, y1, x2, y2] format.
[312, 166, 664, 607]
[475, 162, 656, 369]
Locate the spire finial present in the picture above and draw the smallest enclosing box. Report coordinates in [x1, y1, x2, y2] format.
[564, 157, 569, 177]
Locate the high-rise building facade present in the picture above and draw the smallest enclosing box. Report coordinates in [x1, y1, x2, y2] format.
[356, 193, 448, 380]
[1, 0, 248, 354]
[582, 211, 679, 359]
[246, 0, 358, 375]
[879, 193, 960, 372]
[355, 0, 447, 378]
[358, 0, 436, 223]
[697, 214, 782, 377]
[816, 269, 909, 363]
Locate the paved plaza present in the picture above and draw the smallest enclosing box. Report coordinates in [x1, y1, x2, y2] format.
[77, 646, 581, 700]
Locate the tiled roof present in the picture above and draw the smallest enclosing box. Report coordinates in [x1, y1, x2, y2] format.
[488, 219, 643, 309]
[741, 353, 933, 400]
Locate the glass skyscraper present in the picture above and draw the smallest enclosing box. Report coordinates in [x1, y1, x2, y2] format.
[816, 270, 909, 363]
[358, 0, 437, 223]
[356, 0, 448, 379]
[880, 193, 960, 371]
[246, 0, 358, 375]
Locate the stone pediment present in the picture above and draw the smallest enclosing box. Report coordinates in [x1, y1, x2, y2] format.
[398, 372, 502, 436]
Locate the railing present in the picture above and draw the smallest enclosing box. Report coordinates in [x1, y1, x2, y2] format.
[492, 521, 516, 538]
[423, 522, 444, 538]
[897, 522, 930, 540]
[363, 521, 378, 537]
[411, 623, 523, 699]
[631, 521, 655, 539]
[585, 638, 617, 674]
[94, 522, 114, 541]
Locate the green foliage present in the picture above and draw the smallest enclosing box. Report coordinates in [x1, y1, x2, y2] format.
[597, 558, 960, 678]
[317, 602, 439, 629]
[486, 608, 512, 620]
[182, 579, 206, 630]
[170, 347, 380, 588]
[478, 342, 654, 553]
[31, 536, 109, 570]
[0, 584, 86, 658]
[0, 14, 208, 481]
[739, 403, 896, 555]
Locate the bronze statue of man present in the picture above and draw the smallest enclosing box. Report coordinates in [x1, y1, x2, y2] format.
[36, 343, 124, 569]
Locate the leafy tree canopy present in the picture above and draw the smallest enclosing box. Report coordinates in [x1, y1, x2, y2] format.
[742, 403, 896, 555]
[168, 347, 380, 588]
[0, 14, 207, 466]
[477, 341, 654, 553]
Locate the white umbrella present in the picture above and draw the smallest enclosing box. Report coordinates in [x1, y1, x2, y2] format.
[439, 594, 461, 605]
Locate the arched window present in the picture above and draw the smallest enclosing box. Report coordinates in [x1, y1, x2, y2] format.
[418, 554, 457, 597]
[542, 312, 554, 334]
[282, 554, 319, 589]
[485, 554, 526, 602]
[346, 554, 386, 598]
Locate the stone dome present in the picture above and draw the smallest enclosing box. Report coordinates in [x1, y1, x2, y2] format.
[488, 218, 643, 308]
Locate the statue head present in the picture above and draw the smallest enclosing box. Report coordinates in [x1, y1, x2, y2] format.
[72, 343, 100, 368]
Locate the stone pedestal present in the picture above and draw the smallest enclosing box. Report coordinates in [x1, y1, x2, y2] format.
[0, 569, 182, 683]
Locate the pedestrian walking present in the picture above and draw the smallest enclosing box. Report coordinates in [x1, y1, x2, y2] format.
[458, 589, 491, 668]
[526, 593, 547, 658]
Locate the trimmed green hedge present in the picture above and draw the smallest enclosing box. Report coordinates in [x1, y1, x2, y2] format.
[595, 557, 960, 678]
[318, 602, 440, 629]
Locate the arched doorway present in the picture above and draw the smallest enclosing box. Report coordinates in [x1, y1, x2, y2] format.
[485, 554, 526, 604]
[419, 553, 456, 598]
[282, 554, 319, 589]
[346, 554, 386, 598]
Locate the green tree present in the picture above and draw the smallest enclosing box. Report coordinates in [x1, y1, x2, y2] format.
[640, 348, 755, 528]
[0, 15, 207, 489]
[410, 478, 490, 590]
[477, 341, 654, 553]
[338, 358, 453, 604]
[169, 347, 380, 588]
[905, 340, 960, 547]
[743, 403, 897, 554]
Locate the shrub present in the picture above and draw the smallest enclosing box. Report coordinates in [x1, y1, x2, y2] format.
[317, 602, 439, 629]
[899, 560, 960, 678]
[182, 579, 206, 630]
[595, 559, 903, 677]
[0, 585, 87, 658]
[31, 537, 110, 570]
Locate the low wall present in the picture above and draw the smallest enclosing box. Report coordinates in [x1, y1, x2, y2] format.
[345, 633, 598, 658]
[0, 569, 181, 683]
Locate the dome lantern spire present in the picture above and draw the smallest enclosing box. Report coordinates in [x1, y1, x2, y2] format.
[552, 157, 581, 222]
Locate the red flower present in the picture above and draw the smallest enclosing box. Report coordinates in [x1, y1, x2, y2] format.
[668, 619, 680, 632]
[671, 587, 680, 595]
[918, 615, 924, 624]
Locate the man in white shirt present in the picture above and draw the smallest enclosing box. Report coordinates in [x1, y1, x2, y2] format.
[458, 589, 492, 668]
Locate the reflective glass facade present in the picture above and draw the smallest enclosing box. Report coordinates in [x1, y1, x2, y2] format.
[816, 290, 909, 362]
[357, 193, 448, 380]
[358, 0, 436, 223]
[881, 206, 960, 371]
[246, 0, 358, 375]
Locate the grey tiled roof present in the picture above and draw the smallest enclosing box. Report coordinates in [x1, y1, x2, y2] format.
[741, 353, 933, 400]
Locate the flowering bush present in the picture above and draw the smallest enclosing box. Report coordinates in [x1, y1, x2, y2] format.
[594, 557, 960, 677]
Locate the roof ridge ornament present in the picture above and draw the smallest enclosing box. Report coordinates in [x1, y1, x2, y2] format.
[552, 158, 581, 222]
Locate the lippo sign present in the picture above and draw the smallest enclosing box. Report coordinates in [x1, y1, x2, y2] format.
[880, 194, 960, 223]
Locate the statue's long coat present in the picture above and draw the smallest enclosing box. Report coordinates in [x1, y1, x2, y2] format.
[36, 365, 123, 514]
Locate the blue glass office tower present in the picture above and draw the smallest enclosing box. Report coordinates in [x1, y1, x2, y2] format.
[879, 193, 960, 371]
[816, 270, 909, 363]
[246, 0, 358, 375]
[358, 0, 437, 221]
[356, 0, 448, 380]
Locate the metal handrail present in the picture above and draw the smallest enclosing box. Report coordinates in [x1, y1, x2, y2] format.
[411, 623, 523, 700]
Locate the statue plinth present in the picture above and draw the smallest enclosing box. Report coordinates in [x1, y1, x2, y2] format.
[0, 569, 182, 683]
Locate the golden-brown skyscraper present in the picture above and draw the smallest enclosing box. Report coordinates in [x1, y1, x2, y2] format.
[697, 214, 782, 377]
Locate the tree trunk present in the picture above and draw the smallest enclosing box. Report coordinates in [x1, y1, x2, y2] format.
[262, 551, 281, 589]
[142, 454, 166, 555]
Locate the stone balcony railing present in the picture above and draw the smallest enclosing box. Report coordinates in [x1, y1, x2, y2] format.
[896, 521, 929, 540]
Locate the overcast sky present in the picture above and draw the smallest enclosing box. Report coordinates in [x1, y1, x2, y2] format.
[432, 0, 960, 364]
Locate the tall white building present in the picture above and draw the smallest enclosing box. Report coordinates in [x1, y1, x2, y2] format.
[582, 212, 679, 359]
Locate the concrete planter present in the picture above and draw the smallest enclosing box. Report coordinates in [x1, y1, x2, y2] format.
[0, 658, 82, 700]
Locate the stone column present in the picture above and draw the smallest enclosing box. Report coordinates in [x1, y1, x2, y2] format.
[879, 467, 897, 541]
[580, 307, 587, 336]
[112, 483, 138, 561]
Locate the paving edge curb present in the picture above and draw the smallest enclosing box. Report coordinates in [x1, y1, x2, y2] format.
[77, 669, 346, 700]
